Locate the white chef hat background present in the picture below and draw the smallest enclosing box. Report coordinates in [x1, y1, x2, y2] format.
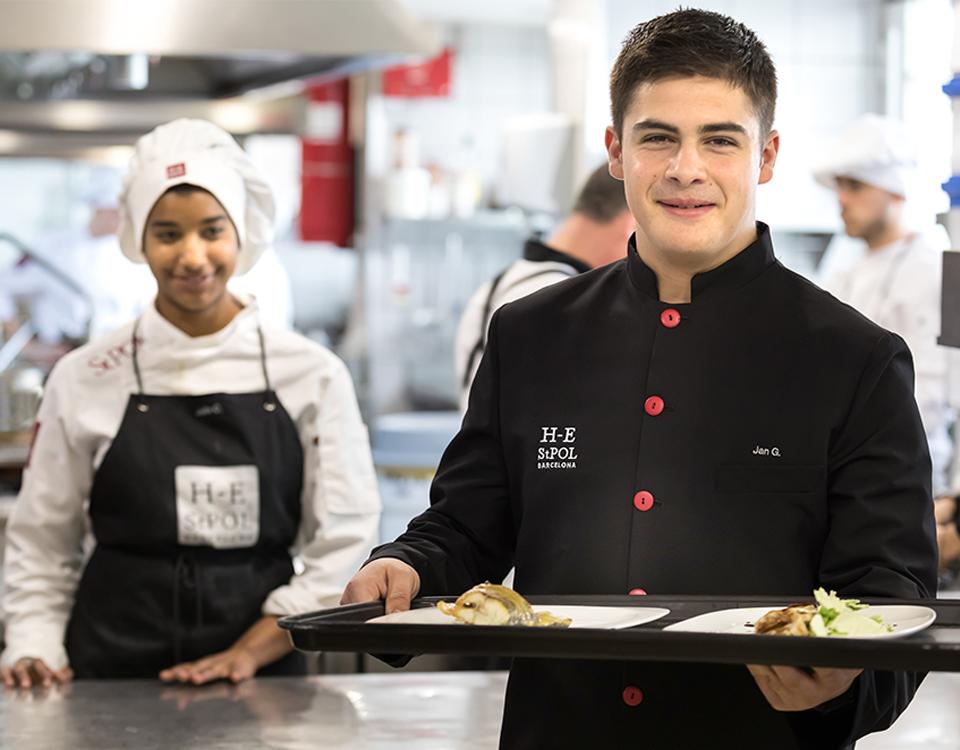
[83, 166, 124, 210]
[118, 118, 276, 276]
[812, 113, 918, 199]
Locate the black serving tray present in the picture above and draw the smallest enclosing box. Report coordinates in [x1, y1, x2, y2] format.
[278, 595, 960, 672]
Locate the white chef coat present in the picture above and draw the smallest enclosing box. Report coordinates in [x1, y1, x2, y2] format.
[455, 257, 581, 411]
[821, 233, 953, 492]
[2, 295, 380, 670]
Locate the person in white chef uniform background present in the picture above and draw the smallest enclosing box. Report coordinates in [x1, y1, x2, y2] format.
[0, 170, 155, 345]
[814, 114, 954, 496]
[1, 118, 380, 688]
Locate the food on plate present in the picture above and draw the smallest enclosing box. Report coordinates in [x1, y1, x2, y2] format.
[754, 588, 892, 637]
[753, 603, 818, 636]
[437, 583, 572, 627]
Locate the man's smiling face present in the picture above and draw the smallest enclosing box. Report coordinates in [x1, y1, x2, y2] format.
[606, 75, 779, 275]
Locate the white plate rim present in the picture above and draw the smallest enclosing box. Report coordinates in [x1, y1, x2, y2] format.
[663, 604, 937, 639]
[366, 604, 671, 630]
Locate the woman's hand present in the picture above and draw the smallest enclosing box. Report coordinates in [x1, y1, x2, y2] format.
[159, 646, 259, 685]
[1, 658, 73, 690]
[935, 495, 957, 526]
[159, 615, 293, 686]
[938, 521, 960, 569]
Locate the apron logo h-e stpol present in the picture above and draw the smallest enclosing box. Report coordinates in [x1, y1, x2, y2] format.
[175, 465, 260, 548]
[537, 426, 578, 470]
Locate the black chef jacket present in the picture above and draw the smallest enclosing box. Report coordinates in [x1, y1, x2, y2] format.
[369, 223, 938, 749]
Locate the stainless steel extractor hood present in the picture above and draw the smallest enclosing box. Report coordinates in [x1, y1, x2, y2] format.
[0, 0, 440, 152]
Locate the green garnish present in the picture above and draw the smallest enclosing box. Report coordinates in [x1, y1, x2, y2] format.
[819, 607, 839, 625]
[809, 587, 892, 637]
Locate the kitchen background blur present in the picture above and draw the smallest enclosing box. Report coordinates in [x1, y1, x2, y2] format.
[0, 0, 954, 550]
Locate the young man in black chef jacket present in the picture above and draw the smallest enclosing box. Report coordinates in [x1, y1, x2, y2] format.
[342, 9, 938, 749]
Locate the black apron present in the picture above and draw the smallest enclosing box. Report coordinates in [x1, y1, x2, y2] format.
[65, 320, 305, 678]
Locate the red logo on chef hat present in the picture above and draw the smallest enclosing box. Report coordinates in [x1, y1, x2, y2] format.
[166, 162, 187, 179]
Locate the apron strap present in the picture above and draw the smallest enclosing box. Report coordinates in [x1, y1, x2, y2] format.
[255, 325, 277, 412]
[876, 234, 917, 302]
[463, 266, 576, 390]
[838, 233, 917, 307]
[131, 319, 149, 413]
[130, 317, 278, 414]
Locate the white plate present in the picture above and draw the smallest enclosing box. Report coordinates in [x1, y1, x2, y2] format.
[367, 605, 670, 630]
[663, 605, 937, 639]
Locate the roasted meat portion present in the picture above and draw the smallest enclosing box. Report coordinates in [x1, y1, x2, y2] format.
[753, 604, 817, 636]
[437, 583, 572, 627]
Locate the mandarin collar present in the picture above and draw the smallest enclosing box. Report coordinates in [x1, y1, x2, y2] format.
[523, 238, 592, 274]
[140, 292, 259, 349]
[626, 222, 776, 302]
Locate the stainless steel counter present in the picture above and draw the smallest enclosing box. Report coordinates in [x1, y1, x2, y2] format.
[0, 672, 508, 749]
[5, 670, 960, 747]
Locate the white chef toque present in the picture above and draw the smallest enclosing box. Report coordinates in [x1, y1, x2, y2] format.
[812, 113, 918, 199]
[118, 118, 275, 275]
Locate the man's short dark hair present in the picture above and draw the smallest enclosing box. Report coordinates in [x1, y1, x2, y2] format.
[572, 165, 628, 223]
[610, 9, 777, 139]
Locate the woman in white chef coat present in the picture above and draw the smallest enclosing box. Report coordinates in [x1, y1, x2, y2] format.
[1, 119, 380, 688]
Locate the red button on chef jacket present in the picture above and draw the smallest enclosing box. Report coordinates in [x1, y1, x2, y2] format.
[644, 396, 664, 417]
[622, 686, 644, 707]
[660, 308, 681, 328]
[633, 491, 654, 512]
